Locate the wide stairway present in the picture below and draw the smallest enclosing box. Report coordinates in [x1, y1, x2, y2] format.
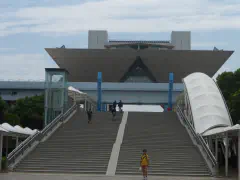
[116, 112, 211, 176]
[15, 110, 122, 174]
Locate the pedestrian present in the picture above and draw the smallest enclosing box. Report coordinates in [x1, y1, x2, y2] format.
[87, 108, 93, 124]
[111, 106, 116, 120]
[113, 100, 117, 110]
[140, 149, 150, 180]
[118, 100, 123, 113]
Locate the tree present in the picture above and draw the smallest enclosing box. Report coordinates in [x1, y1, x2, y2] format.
[4, 113, 21, 126]
[0, 96, 7, 124]
[216, 68, 240, 125]
[216, 71, 236, 103]
[228, 89, 240, 125]
[11, 94, 44, 130]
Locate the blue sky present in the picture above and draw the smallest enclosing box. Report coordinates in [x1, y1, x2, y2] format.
[0, 0, 240, 80]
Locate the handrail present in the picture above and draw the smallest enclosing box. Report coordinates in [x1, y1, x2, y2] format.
[7, 103, 77, 167]
[176, 105, 217, 167]
[8, 131, 39, 158]
[7, 131, 40, 166]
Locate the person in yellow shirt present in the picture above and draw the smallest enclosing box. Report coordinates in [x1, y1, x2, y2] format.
[140, 149, 150, 180]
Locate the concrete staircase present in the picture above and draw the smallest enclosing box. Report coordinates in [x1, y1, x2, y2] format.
[116, 112, 211, 176]
[14, 111, 122, 174]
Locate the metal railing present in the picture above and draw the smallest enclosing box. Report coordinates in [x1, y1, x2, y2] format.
[7, 131, 39, 159]
[7, 103, 77, 167]
[176, 105, 217, 168]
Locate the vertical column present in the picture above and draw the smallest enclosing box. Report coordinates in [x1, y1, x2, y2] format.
[0, 134, 3, 171]
[215, 137, 219, 175]
[168, 72, 174, 111]
[238, 130, 240, 180]
[5, 136, 8, 157]
[97, 72, 102, 112]
[84, 99, 87, 111]
[225, 134, 229, 177]
[16, 137, 19, 147]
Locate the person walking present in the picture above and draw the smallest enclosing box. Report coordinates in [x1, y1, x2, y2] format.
[140, 149, 150, 180]
[118, 100, 123, 113]
[87, 108, 93, 124]
[113, 100, 117, 110]
[111, 106, 116, 120]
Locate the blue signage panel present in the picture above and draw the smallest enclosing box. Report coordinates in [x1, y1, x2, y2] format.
[168, 72, 174, 111]
[97, 72, 102, 112]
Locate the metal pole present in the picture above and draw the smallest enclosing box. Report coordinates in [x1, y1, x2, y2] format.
[225, 133, 229, 177]
[215, 137, 219, 174]
[168, 72, 174, 111]
[0, 134, 3, 171]
[97, 72, 102, 112]
[84, 99, 87, 111]
[6, 136, 8, 157]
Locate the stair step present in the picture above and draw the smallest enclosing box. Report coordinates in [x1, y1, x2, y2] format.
[15, 169, 106, 174]
[116, 172, 210, 176]
[24, 157, 111, 161]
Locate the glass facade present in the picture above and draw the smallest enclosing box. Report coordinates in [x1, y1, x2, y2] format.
[44, 69, 69, 127]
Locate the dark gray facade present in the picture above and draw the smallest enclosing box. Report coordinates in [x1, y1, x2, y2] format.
[45, 48, 233, 83]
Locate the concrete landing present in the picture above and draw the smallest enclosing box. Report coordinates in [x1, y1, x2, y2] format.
[0, 173, 237, 180]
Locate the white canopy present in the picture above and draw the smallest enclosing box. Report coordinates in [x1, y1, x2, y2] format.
[183, 72, 232, 134]
[0, 123, 38, 136]
[68, 86, 96, 105]
[203, 124, 240, 136]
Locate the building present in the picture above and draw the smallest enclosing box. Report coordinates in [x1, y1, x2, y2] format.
[0, 30, 234, 104]
[46, 30, 233, 83]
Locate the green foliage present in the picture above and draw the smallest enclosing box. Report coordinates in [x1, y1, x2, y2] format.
[11, 94, 44, 130]
[0, 94, 44, 130]
[228, 89, 240, 124]
[0, 96, 7, 112]
[4, 113, 20, 126]
[1, 156, 7, 170]
[216, 68, 240, 125]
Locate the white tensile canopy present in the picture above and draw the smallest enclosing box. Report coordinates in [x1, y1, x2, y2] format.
[183, 72, 232, 135]
[0, 123, 38, 137]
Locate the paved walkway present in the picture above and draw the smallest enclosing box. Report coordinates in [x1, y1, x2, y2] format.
[0, 173, 237, 180]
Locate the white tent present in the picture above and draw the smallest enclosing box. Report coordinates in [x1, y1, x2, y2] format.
[0, 123, 38, 136]
[183, 72, 232, 134]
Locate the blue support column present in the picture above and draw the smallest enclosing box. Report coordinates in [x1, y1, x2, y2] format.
[168, 72, 174, 111]
[97, 72, 102, 112]
[102, 104, 107, 112]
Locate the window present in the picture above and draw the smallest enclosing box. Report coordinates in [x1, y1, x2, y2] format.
[11, 91, 17, 96]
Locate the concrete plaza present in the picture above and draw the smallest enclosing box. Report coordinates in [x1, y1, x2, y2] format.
[0, 173, 237, 180]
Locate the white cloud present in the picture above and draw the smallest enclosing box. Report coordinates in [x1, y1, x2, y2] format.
[1, 0, 240, 36]
[0, 48, 15, 51]
[0, 54, 58, 80]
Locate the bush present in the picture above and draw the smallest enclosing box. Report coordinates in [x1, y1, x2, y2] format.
[1, 156, 7, 170]
[4, 113, 21, 126]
